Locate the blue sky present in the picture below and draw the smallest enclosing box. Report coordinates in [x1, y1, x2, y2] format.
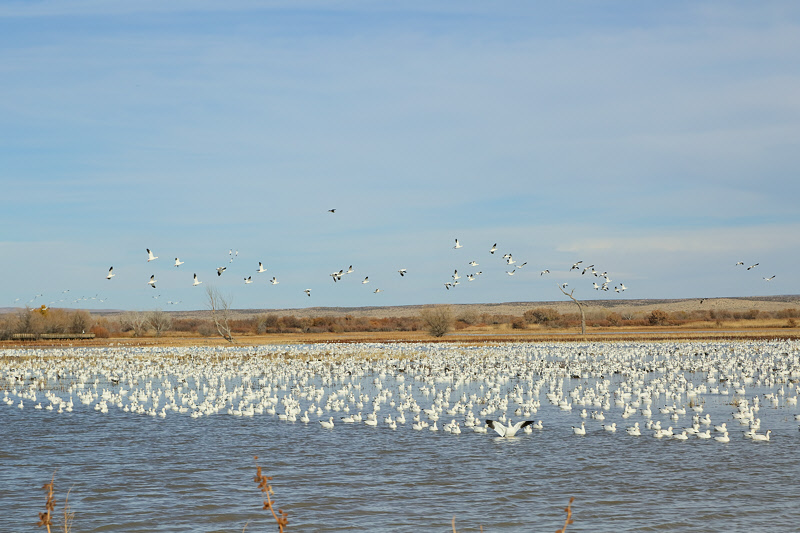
[2, 1, 799, 312]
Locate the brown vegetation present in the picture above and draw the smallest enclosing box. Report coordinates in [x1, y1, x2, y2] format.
[2, 299, 800, 347]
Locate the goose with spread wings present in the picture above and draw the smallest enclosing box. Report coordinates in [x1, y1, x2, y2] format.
[485, 419, 534, 437]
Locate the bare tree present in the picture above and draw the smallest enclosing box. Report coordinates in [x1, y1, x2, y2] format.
[147, 309, 173, 337]
[206, 285, 235, 342]
[557, 284, 586, 335]
[419, 305, 453, 338]
[120, 311, 150, 337]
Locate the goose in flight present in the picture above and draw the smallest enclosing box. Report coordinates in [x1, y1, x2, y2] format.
[485, 419, 534, 437]
[398, 269, 407, 277]
[444, 282, 452, 290]
[506, 270, 516, 276]
[328, 209, 336, 213]
[303, 289, 311, 297]
[453, 239, 463, 249]
[747, 263, 759, 270]
[148, 275, 157, 288]
[270, 277, 279, 285]
[540, 269, 550, 276]
[373, 288, 383, 293]
[466, 274, 475, 282]
[452, 270, 460, 280]
[346, 265, 354, 275]
[174, 258, 184, 267]
[516, 262, 527, 268]
[570, 261, 583, 271]
[106, 267, 115, 280]
[735, 261, 744, 266]
[468, 260, 478, 267]
[257, 262, 267, 273]
[764, 275, 776, 281]
[331, 270, 343, 282]
[490, 243, 497, 254]
[362, 276, 369, 284]
[193, 274, 202, 286]
[147, 249, 158, 262]
[581, 265, 595, 275]
[244, 276, 253, 284]
[216, 267, 226, 276]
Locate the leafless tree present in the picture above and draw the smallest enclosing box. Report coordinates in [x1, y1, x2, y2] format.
[206, 285, 235, 342]
[419, 305, 453, 338]
[557, 284, 586, 335]
[147, 309, 173, 337]
[120, 311, 150, 337]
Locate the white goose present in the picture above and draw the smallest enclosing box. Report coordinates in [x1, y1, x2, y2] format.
[174, 258, 184, 267]
[257, 262, 267, 273]
[453, 239, 463, 249]
[147, 248, 158, 262]
[486, 419, 534, 437]
[193, 274, 202, 286]
[270, 277, 279, 285]
[319, 417, 334, 429]
[148, 275, 157, 288]
[106, 266, 115, 279]
[572, 421, 587, 436]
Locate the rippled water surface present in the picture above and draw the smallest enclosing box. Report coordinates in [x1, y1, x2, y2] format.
[2, 341, 800, 532]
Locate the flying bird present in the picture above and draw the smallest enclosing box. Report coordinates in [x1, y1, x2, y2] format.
[346, 265, 354, 275]
[506, 270, 516, 276]
[304, 289, 311, 297]
[174, 258, 184, 267]
[468, 261, 478, 266]
[270, 277, 279, 285]
[570, 261, 583, 271]
[735, 261, 744, 266]
[328, 209, 336, 213]
[747, 263, 759, 270]
[257, 262, 267, 273]
[453, 239, 463, 249]
[146, 249, 158, 262]
[331, 270, 343, 282]
[452, 270, 460, 280]
[764, 275, 776, 281]
[373, 288, 383, 293]
[540, 269, 550, 276]
[489, 243, 497, 254]
[244, 276, 253, 284]
[398, 269, 407, 277]
[106, 267, 115, 280]
[485, 419, 534, 438]
[217, 267, 227, 276]
[148, 275, 157, 288]
[193, 274, 202, 286]
[362, 277, 369, 284]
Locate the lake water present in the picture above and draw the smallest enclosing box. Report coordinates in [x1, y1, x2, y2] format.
[1, 341, 799, 532]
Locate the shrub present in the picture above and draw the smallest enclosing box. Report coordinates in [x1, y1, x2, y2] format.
[420, 306, 453, 337]
[511, 317, 526, 329]
[524, 307, 561, 325]
[648, 309, 670, 326]
[90, 325, 110, 338]
[606, 312, 623, 327]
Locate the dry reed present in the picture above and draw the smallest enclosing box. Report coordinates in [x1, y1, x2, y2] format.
[253, 455, 289, 532]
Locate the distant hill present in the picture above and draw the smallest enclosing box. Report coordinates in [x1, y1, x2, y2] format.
[3, 295, 799, 320]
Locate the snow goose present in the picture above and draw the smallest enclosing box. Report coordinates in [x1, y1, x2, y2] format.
[106, 267, 115, 280]
[453, 239, 463, 249]
[244, 276, 253, 284]
[270, 277, 279, 285]
[319, 417, 335, 429]
[490, 243, 497, 254]
[303, 289, 312, 297]
[193, 274, 202, 286]
[257, 262, 267, 273]
[174, 258, 184, 267]
[714, 432, 730, 443]
[216, 267, 226, 276]
[751, 430, 771, 441]
[572, 421, 587, 436]
[148, 275, 157, 288]
[397, 269, 407, 277]
[486, 419, 534, 437]
[147, 248, 158, 262]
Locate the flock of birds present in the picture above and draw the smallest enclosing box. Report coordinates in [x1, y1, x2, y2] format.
[90, 231, 632, 310]
[2, 340, 799, 444]
[9, 208, 783, 312]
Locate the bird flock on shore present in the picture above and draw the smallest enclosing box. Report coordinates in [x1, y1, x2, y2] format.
[2, 340, 798, 442]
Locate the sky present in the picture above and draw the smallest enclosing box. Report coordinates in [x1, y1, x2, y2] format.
[1, 1, 799, 312]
